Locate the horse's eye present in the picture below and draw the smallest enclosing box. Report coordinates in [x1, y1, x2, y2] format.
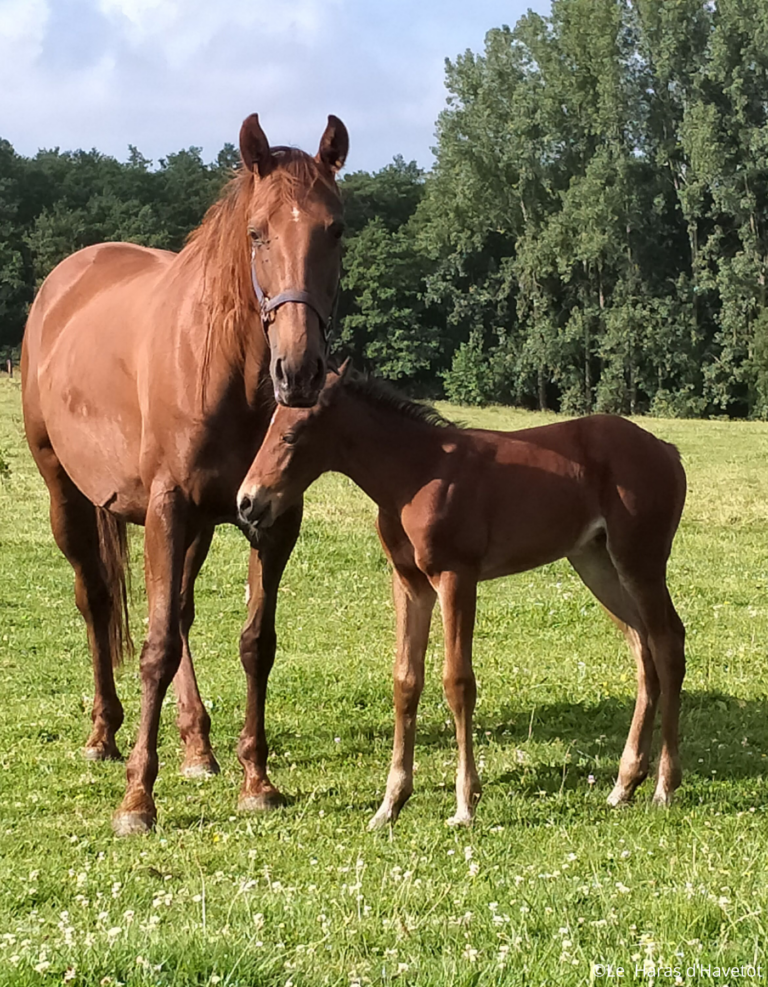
[283, 432, 298, 445]
[329, 222, 345, 241]
[249, 229, 267, 246]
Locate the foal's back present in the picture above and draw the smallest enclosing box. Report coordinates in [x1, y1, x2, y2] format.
[406, 414, 684, 581]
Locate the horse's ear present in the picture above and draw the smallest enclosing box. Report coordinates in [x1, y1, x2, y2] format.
[338, 357, 351, 378]
[240, 114, 272, 177]
[316, 115, 349, 174]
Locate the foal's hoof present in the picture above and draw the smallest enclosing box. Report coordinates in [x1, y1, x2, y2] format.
[651, 787, 675, 808]
[180, 754, 220, 779]
[606, 783, 634, 808]
[238, 789, 287, 813]
[368, 805, 398, 832]
[112, 810, 155, 837]
[84, 741, 123, 762]
[446, 810, 474, 828]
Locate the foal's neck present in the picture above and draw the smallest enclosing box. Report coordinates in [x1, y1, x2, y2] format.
[332, 395, 450, 513]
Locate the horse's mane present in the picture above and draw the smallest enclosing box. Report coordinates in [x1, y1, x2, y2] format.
[183, 148, 338, 397]
[342, 370, 456, 429]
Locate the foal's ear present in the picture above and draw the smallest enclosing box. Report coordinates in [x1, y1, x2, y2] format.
[321, 358, 351, 405]
[316, 115, 349, 174]
[240, 113, 272, 178]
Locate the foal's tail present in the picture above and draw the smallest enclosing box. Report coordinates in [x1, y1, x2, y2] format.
[95, 507, 134, 667]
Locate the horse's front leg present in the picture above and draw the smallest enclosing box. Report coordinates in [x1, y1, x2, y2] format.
[369, 566, 435, 830]
[113, 484, 187, 836]
[437, 570, 481, 827]
[237, 501, 302, 812]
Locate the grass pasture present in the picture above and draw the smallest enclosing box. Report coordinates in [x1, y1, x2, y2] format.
[1, 376, 768, 985]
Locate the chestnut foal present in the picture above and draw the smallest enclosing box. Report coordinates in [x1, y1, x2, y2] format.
[237, 366, 687, 828]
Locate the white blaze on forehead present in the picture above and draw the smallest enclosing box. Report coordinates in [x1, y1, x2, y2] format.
[291, 205, 300, 222]
[269, 409, 277, 426]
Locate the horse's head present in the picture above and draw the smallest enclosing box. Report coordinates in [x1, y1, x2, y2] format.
[240, 113, 348, 407]
[237, 361, 350, 530]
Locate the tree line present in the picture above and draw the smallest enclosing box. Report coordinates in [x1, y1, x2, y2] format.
[2, 0, 768, 417]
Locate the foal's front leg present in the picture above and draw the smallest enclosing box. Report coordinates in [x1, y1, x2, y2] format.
[237, 502, 302, 812]
[438, 570, 481, 826]
[369, 567, 435, 830]
[113, 485, 187, 836]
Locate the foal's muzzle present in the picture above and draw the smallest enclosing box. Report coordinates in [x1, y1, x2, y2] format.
[237, 489, 274, 530]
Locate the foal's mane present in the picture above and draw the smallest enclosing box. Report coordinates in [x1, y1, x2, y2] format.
[343, 371, 456, 429]
[183, 148, 338, 395]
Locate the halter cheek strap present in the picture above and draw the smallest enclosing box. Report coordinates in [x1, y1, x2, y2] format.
[251, 247, 333, 342]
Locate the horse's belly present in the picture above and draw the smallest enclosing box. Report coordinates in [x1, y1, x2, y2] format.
[39, 322, 147, 518]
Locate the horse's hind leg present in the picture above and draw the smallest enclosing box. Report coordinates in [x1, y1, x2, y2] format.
[41, 455, 124, 760]
[569, 540, 659, 805]
[175, 523, 219, 779]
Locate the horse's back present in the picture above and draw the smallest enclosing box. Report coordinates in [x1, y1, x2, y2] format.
[23, 243, 175, 516]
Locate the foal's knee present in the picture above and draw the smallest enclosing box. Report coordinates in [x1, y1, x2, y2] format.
[443, 671, 477, 713]
[394, 667, 424, 716]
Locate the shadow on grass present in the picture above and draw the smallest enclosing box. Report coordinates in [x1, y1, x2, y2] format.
[272, 689, 768, 789]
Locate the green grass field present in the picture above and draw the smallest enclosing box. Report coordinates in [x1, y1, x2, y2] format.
[1, 376, 768, 986]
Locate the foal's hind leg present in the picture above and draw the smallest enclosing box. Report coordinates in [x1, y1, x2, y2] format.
[237, 502, 302, 812]
[41, 454, 124, 760]
[176, 523, 219, 779]
[624, 582, 685, 806]
[569, 541, 659, 805]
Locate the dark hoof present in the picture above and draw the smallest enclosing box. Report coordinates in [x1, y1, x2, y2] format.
[238, 789, 287, 813]
[112, 810, 155, 837]
[180, 754, 220, 779]
[84, 742, 123, 762]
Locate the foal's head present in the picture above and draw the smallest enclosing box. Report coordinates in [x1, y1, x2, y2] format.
[240, 114, 348, 407]
[237, 363, 349, 529]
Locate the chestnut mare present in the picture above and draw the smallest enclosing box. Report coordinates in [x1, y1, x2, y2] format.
[22, 114, 348, 835]
[238, 366, 687, 828]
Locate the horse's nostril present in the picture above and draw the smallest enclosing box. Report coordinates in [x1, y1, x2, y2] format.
[239, 493, 253, 519]
[275, 358, 285, 383]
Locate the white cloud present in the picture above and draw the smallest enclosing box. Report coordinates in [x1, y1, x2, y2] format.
[0, 0, 50, 83]
[96, 0, 343, 67]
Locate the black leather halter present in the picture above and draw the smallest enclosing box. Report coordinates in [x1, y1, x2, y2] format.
[250, 246, 335, 344]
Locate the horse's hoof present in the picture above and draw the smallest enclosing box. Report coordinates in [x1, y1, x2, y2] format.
[238, 789, 286, 813]
[84, 742, 123, 762]
[112, 810, 155, 837]
[446, 811, 474, 828]
[180, 755, 220, 779]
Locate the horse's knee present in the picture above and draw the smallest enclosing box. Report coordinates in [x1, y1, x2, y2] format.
[140, 631, 183, 689]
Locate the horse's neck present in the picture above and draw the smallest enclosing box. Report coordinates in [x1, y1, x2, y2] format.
[334, 399, 445, 512]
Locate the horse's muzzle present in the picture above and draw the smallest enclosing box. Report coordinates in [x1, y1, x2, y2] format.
[273, 355, 326, 407]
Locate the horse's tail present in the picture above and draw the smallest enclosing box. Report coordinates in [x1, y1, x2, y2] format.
[95, 507, 134, 667]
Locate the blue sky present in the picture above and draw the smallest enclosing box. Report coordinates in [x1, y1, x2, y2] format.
[0, 0, 550, 173]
